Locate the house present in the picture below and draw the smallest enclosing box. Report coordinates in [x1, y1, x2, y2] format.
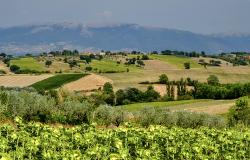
[99, 51, 106, 56]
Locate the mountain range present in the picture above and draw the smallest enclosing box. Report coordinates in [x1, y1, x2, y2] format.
[0, 23, 250, 54]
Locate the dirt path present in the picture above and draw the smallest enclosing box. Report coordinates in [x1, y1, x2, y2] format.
[63, 74, 113, 92]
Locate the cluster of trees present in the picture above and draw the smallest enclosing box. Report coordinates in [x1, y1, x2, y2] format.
[157, 74, 250, 101]
[160, 50, 206, 57]
[96, 82, 160, 106]
[41, 50, 79, 57]
[205, 52, 250, 66]
[193, 82, 250, 99]
[125, 57, 145, 67]
[198, 59, 222, 67]
[115, 86, 160, 105]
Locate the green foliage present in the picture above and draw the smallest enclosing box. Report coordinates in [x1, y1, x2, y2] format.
[31, 74, 86, 91]
[137, 107, 226, 128]
[85, 66, 92, 71]
[207, 75, 220, 85]
[137, 60, 145, 67]
[143, 86, 160, 102]
[103, 82, 114, 94]
[159, 74, 169, 84]
[45, 60, 52, 67]
[0, 89, 92, 124]
[80, 55, 92, 64]
[93, 105, 127, 126]
[115, 89, 126, 105]
[9, 65, 20, 73]
[228, 97, 250, 126]
[0, 90, 56, 122]
[141, 54, 149, 60]
[1, 118, 249, 159]
[68, 60, 78, 69]
[193, 82, 250, 99]
[184, 62, 190, 69]
[102, 82, 115, 105]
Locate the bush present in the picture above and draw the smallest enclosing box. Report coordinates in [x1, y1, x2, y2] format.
[159, 74, 169, 84]
[10, 65, 20, 73]
[143, 86, 160, 102]
[184, 62, 190, 69]
[228, 97, 250, 126]
[137, 107, 226, 128]
[141, 55, 149, 60]
[93, 105, 127, 126]
[207, 75, 219, 85]
[58, 99, 92, 124]
[85, 66, 92, 72]
[45, 60, 52, 67]
[0, 90, 56, 122]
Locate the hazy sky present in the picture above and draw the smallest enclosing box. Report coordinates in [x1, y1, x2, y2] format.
[1, 0, 250, 34]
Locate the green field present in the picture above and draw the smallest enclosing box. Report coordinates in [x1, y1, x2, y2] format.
[10, 57, 46, 72]
[150, 54, 202, 69]
[30, 74, 87, 90]
[82, 59, 140, 73]
[121, 99, 235, 114]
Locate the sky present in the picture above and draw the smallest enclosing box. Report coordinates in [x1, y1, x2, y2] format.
[1, 0, 250, 34]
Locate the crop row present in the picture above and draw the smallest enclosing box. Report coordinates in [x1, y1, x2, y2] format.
[0, 118, 250, 159]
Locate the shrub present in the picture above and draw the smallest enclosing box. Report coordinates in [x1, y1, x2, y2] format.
[184, 62, 190, 69]
[85, 66, 92, 71]
[45, 60, 52, 67]
[93, 105, 127, 126]
[0, 90, 56, 122]
[228, 97, 250, 126]
[143, 86, 160, 102]
[115, 89, 126, 105]
[159, 74, 169, 84]
[141, 55, 149, 60]
[10, 65, 20, 73]
[58, 99, 92, 124]
[207, 75, 219, 85]
[137, 107, 226, 128]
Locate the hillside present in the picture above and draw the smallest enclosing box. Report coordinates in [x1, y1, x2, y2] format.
[1, 23, 250, 54]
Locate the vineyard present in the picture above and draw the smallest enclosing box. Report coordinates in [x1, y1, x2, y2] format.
[0, 118, 250, 159]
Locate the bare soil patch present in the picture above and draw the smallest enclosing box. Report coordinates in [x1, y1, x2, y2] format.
[63, 74, 113, 92]
[144, 60, 176, 71]
[0, 75, 53, 87]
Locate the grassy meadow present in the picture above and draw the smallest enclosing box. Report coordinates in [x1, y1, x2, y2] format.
[150, 54, 202, 68]
[121, 99, 235, 114]
[10, 57, 46, 72]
